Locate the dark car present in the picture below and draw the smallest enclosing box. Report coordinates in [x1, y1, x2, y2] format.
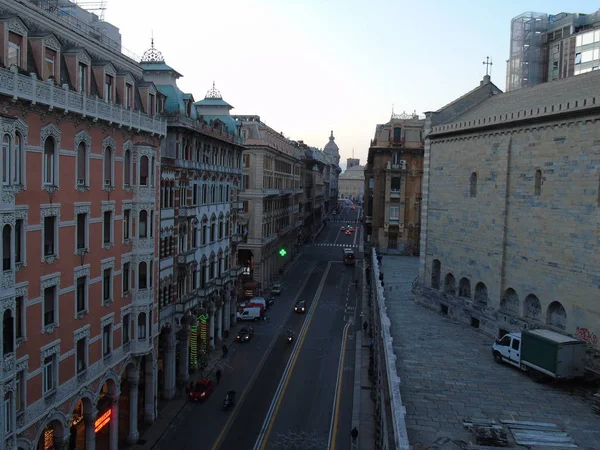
[188, 378, 215, 402]
[294, 300, 306, 313]
[236, 327, 255, 342]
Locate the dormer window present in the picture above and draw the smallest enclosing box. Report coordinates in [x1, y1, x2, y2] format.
[44, 48, 56, 79]
[149, 93, 155, 116]
[186, 100, 192, 116]
[125, 83, 133, 109]
[7, 33, 22, 68]
[78, 63, 87, 93]
[104, 75, 113, 102]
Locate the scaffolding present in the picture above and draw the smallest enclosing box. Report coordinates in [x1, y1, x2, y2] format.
[507, 12, 549, 92]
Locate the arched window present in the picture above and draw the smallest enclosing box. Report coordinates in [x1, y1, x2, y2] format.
[534, 169, 542, 196]
[3, 309, 14, 355]
[140, 155, 149, 186]
[2, 134, 10, 184]
[3, 392, 11, 434]
[151, 157, 155, 186]
[149, 260, 153, 289]
[2, 224, 11, 271]
[138, 261, 147, 289]
[13, 132, 22, 185]
[138, 312, 147, 339]
[76, 142, 87, 186]
[139, 210, 148, 238]
[218, 220, 223, 240]
[104, 146, 113, 186]
[124, 149, 131, 185]
[469, 172, 477, 198]
[43, 137, 55, 185]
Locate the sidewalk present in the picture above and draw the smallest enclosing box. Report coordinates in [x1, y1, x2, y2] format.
[350, 258, 376, 450]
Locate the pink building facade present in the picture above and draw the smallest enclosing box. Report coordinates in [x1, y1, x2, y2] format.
[0, 2, 166, 449]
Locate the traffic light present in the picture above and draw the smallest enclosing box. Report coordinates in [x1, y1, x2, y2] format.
[279, 248, 287, 257]
[347, 224, 351, 228]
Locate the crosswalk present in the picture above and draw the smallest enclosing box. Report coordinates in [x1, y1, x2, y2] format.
[329, 219, 362, 224]
[313, 243, 359, 248]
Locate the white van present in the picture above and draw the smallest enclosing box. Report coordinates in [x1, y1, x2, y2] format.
[236, 306, 262, 321]
[249, 297, 268, 310]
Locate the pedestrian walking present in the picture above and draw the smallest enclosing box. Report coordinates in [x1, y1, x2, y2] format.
[351, 426, 359, 443]
[177, 379, 184, 397]
[222, 344, 228, 358]
[363, 321, 368, 334]
[216, 369, 222, 384]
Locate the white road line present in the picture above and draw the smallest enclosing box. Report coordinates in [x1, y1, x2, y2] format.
[327, 322, 350, 449]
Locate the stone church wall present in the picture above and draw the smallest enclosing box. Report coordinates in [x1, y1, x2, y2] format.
[418, 114, 600, 351]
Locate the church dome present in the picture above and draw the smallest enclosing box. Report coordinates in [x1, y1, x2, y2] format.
[324, 130, 339, 155]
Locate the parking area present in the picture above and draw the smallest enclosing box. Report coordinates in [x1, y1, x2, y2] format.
[381, 255, 600, 449]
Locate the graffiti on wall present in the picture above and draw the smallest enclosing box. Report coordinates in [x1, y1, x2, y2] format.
[575, 326, 598, 346]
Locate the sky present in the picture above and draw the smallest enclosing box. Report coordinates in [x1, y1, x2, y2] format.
[104, 0, 599, 169]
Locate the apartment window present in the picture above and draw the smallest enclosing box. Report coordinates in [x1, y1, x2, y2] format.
[76, 337, 87, 373]
[43, 355, 55, 393]
[76, 142, 87, 186]
[76, 213, 87, 251]
[15, 370, 24, 412]
[138, 312, 147, 339]
[13, 132, 22, 185]
[2, 309, 13, 354]
[193, 185, 198, 205]
[2, 224, 10, 270]
[43, 137, 56, 185]
[102, 324, 112, 357]
[122, 262, 130, 294]
[390, 206, 400, 220]
[125, 83, 133, 109]
[7, 32, 22, 67]
[104, 74, 113, 102]
[78, 63, 87, 93]
[202, 185, 207, 204]
[1, 135, 9, 185]
[149, 94, 155, 115]
[123, 209, 131, 240]
[44, 48, 56, 79]
[202, 224, 207, 245]
[124, 149, 132, 185]
[43, 216, 56, 257]
[138, 261, 147, 289]
[103, 211, 112, 245]
[76, 276, 86, 314]
[140, 156, 149, 185]
[210, 223, 215, 242]
[469, 172, 477, 198]
[15, 296, 24, 340]
[104, 146, 113, 186]
[139, 210, 148, 238]
[3, 392, 11, 434]
[43, 286, 56, 327]
[103, 269, 112, 303]
[218, 221, 223, 240]
[122, 313, 130, 344]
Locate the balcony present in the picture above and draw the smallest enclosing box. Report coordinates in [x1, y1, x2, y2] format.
[231, 234, 243, 243]
[390, 190, 401, 199]
[263, 188, 280, 196]
[129, 338, 153, 356]
[0, 68, 166, 135]
[167, 114, 244, 145]
[178, 205, 198, 217]
[132, 289, 154, 305]
[177, 250, 196, 265]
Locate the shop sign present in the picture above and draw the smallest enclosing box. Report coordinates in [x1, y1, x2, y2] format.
[199, 313, 209, 352]
[94, 409, 111, 433]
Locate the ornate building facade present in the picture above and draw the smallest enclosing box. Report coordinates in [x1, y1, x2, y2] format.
[416, 73, 600, 350]
[0, 2, 166, 449]
[235, 116, 303, 291]
[339, 163, 365, 202]
[141, 43, 244, 401]
[364, 112, 424, 254]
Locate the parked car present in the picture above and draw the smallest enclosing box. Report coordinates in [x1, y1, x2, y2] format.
[271, 284, 282, 295]
[188, 378, 215, 402]
[236, 306, 262, 321]
[294, 300, 306, 313]
[236, 327, 255, 343]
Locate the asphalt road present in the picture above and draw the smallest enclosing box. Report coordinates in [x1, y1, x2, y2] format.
[155, 202, 363, 450]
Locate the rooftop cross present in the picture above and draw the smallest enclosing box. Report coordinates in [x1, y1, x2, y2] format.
[483, 56, 493, 76]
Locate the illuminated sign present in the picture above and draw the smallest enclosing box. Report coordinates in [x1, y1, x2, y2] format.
[94, 410, 111, 433]
[199, 314, 208, 352]
[190, 324, 198, 366]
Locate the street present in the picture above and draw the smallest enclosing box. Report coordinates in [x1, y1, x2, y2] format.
[154, 203, 363, 450]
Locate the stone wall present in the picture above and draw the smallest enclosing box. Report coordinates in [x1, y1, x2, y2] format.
[419, 112, 600, 348]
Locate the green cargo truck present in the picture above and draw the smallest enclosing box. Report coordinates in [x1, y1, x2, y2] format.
[492, 329, 587, 382]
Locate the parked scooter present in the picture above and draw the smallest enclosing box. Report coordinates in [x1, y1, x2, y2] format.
[223, 390, 236, 410]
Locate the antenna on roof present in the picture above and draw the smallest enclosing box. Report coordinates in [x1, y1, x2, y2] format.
[352, 148, 355, 157]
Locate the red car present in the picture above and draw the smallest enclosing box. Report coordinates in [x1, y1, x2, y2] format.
[188, 378, 215, 402]
[351, 206, 356, 210]
[340, 226, 346, 231]
[345, 230, 352, 236]
[349, 227, 355, 232]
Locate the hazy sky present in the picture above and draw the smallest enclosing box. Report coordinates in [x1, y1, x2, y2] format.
[105, 0, 598, 166]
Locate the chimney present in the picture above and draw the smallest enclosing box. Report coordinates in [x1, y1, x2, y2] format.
[481, 74, 491, 86]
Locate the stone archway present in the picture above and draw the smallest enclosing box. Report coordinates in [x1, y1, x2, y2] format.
[35, 416, 67, 450]
[94, 377, 119, 450]
[443, 273, 456, 295]
[458, 278, 471, 298]
[546, 301, 567, 330]
[500, 288, 519, 315]
[474, 282, 488, 305]
[68, 394, 95, 450]
[524, 294, 542, 321]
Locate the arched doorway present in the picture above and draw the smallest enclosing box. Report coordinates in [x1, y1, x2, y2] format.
[36, 418, 66, 450]
[69, 396, 94, 450]
[94, 378, 118, 449]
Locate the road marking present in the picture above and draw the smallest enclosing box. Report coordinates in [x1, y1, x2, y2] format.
[328, 322, 350, 450]
[254, 262, 332, 450]
[210, 262, 317, 450]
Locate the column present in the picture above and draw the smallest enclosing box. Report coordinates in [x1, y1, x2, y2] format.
[224, 288, 231, 332]
[209, 306, 215, 349]
[127, 377, 140, 444]
[177, 324, 190, 383]
[163, 331, 176, 399]
[84, 410, 97, 450]
[53, 425, 70, 450]
[109, 396, 119, 450]
[216, 306, 223, 341]
[144, 358, 155, 424]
